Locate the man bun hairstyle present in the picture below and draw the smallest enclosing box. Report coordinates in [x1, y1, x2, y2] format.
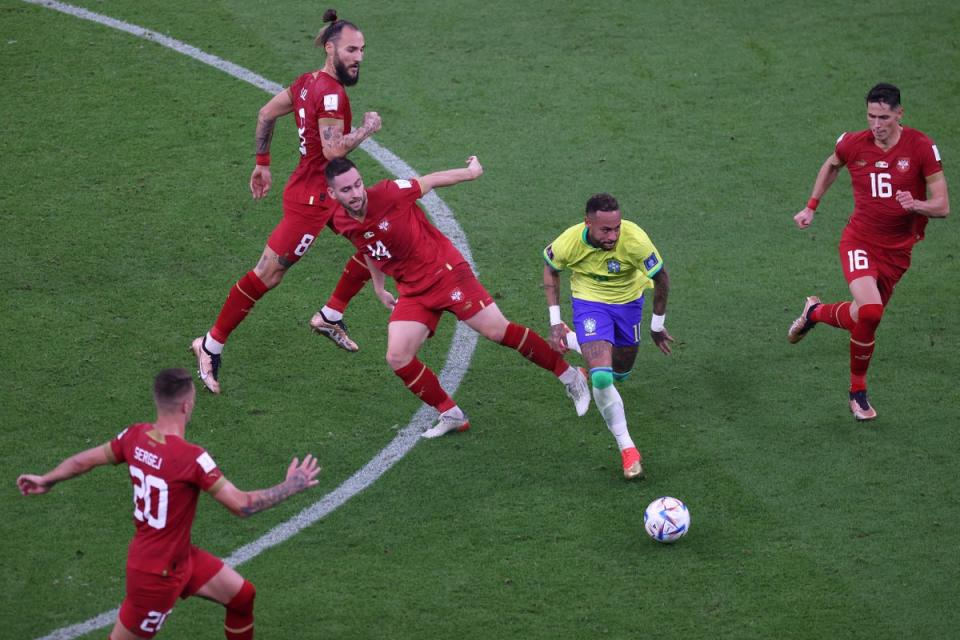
[585, 193, 620, 216]
[325, 156, 357, 183]
[866, 83, 901, 109]
[315, 8, 359, 48]
[154, 368, 194, 407]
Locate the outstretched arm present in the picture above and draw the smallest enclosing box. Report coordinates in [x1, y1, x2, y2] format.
[211, 454, 321, 518]
[649, 266, 674, 355]
[17, 443, 113, 495]
[794, 152, 844, 228]
[417, 156, 483, 196]
[250, 89, 295, 199]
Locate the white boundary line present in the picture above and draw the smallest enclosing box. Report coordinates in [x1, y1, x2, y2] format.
[22, 2, 478, 638]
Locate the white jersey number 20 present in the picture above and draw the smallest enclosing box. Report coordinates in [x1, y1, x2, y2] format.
[129, 466, 169, 530]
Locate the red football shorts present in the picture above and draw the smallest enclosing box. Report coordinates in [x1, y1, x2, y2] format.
[390, 263, 494, 336]
[118, 546, 224, 638]
[838, 229, 911, 306]
[266, 196, 336, 266]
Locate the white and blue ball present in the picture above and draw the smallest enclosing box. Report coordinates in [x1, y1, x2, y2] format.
[644, 496, 690, 543]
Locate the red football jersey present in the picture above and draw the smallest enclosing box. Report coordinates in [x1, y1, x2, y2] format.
[835, 126, 943, 249]
[332, 179, 468, 296]
[109, 423, 224, 575]
[282, 70, 353, 206]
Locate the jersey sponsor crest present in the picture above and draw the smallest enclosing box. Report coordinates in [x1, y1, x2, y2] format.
[300, 88, 308, 100]
[643, 252, 660, 271]
[116, 427, 129, 440]
[196, 452, 217, 474]
[875, 160, 889, 169]
[323, 93, 339, 111]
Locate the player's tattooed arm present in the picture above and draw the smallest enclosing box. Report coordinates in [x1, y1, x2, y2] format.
[213, 454, 321, 518]
[320, 111, 382, 159]
[250, 89, 293, 199]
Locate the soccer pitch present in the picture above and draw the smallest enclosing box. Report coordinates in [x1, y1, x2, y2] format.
[2, 1, 958, 638]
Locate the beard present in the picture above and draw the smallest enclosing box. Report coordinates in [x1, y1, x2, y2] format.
[333, 57, 360, 87]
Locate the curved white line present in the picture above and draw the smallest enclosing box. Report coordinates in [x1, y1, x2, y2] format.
[22, 2, 478, 638]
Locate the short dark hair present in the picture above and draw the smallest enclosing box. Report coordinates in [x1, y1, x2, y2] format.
[314, 8, 360, 48]
[866, 83, 901, 109]
[325, 156, 357, 183]
[585, 193, 620, 216]
[153, 368, 194, 407]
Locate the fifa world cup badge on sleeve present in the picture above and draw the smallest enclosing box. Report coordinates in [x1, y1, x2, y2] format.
[643, 253, 659, 271]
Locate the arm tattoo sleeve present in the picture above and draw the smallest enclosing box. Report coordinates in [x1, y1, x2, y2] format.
[254, 117, 277, 155]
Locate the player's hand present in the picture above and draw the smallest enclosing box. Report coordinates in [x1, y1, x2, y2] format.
[17, 474, 51, 496]
[650, 328, 674, 355]
[363, 111, 382, 134]
[549, 323, 569, 353]
[285, 454, 321, 492]
[250, 165, 272, 200]
[895, 190, 916, 211]
[794, 207, 815, 229]
[375, 287, 397, 310]
[465, 155, 483, 180]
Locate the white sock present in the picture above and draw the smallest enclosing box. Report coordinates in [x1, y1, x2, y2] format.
[558, 365, 580, 385]
[592, 384, 635, 451]
[321, 305, 343, 322]
[565, 331, 581, 354]
[441, 405, 464, 419]
[204, 332, 224, 355]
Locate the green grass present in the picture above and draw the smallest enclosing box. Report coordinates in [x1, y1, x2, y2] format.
[2, 0, 959, 638]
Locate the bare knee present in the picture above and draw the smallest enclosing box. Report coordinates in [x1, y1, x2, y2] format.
[386, 350, 414, 370]
[254, 263, 286, 289]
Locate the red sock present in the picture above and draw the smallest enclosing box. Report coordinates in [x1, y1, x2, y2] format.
[849, 304, 883, 392]
[210, 272, 269, 344]
[326, 253, 371, 313]
[810, 301, 855, 331]
[224, 580, 256, 640]
[393, 358, 456, 412]
[500, 322, 569, 377]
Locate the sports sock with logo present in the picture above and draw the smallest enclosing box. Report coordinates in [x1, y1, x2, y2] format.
[849, 303, 883, 392]
[325, 253, 371, 313]
[499, 322, 570, 376]
[210, 271, 269, 344]
[393, 358, 456, 412]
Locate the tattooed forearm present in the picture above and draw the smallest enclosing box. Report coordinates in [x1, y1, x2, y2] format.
[254, 117, 277, 155]
[240, 474, 308, 517]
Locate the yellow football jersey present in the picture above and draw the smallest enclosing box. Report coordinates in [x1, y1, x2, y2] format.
[543, 220, 662, 304]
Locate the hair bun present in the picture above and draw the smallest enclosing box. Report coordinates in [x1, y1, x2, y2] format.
[322, 8, 338, 23]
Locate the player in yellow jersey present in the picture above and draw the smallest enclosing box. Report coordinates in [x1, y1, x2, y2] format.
[543, 193, 673, 479]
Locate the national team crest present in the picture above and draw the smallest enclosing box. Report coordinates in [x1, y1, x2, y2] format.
[583, 318, 597, 336]
[300, 88, 308, 100]
[896, 157, 911, 173]
[606, 259, 621, 274]
[450, 288, 463, 302]
[378, 220, 390, 231]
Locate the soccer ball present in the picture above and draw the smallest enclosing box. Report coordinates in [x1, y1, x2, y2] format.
[644, 496, 690, 543]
